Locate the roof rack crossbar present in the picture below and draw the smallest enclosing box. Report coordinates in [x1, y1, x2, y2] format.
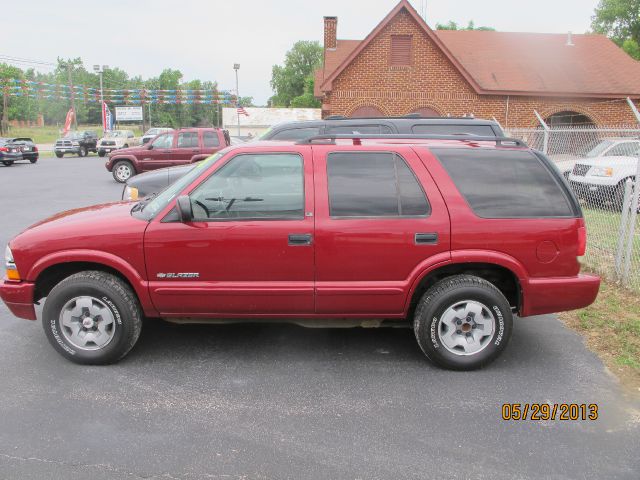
[295, 134, 527, 147]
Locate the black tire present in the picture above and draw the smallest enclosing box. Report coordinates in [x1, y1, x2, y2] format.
[98, 150, 106, 157]
[112, 160, 135, 183]
[42, 271, 142, 365]
[123, 144, 129, 148]
[55, 152, 63, 158]
[29, 158, 38, 164]
[413, 275, 513, 370]
[78, 146, 88, 157]
[2, 160, 13, 166]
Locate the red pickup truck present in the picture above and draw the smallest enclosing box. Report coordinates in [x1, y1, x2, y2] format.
[1, 134, 599, 369]
[105, 128, 230, 182]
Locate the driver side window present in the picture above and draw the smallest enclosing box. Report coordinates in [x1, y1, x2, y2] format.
[151, 133, 173, 149]
[189, 153, 304, 221]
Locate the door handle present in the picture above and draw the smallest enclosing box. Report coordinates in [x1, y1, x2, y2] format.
[191, 149, 200, 152]
[288, 234, 313, 246]
[415, 233, 438, 245]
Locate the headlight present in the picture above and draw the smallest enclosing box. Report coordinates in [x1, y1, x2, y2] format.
[589, 166, 614, 177]
[4, 246, 20, 281]
[123, 185, 139, 201]
[71, 141, 80, 146]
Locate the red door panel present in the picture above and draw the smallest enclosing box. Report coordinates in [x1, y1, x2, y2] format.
[312, 145, 451, 315]
[144, 148, 315, 317]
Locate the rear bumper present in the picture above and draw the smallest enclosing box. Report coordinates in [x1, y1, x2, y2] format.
[521, 274, 600, 317]
[0, 280, 36, 320]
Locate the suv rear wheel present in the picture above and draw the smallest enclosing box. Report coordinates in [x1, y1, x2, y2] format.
[113, 160, 135, 183]
[413, 275, 513, 370]
[42, 271, 142, 364]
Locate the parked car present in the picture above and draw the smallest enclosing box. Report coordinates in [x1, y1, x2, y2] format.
[54, 131, 98, 158]
[120, 118, 502, 200]
[141, 127, 173, 145]
[105, 128, 231, 183]
[0, 138, 24, 166]
[556, 137, 640, 179]
[1, 134, 599, 368]
[259, 115, 505, 141]
[123, 164, 195, 201]
[568, 149, 640, 209]
[97, 130, 139, 157]
[4, 137, 38, 163]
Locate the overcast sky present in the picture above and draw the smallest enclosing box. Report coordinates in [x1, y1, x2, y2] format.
[2, 0, 600, 104]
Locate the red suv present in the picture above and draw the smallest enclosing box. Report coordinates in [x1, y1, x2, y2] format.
[105, 127, 230, 183]
[1, 134, 599, 369]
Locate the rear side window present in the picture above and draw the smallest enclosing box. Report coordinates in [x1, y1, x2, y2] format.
[412, 124, 496, 136]
[327, 152, 430, 217]
[431, 148, 573, 218]
[271, 127, 320, 141]
[326, 125, 393, 135]
[177, 132, 199, 148]
[203, 131, 220, 148]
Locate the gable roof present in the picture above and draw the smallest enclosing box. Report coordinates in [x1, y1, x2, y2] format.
[316, 0, 640, 99]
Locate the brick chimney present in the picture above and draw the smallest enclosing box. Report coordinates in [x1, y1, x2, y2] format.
[324, 16, 337, 50]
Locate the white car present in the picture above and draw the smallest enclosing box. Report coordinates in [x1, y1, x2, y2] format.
[555, 138, 640, 179]
[141, 127, 173, 145]
[568, 153, 640, 209]
[97, 130, 139, 157]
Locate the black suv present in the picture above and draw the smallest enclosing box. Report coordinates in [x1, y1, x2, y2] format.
[54, 131, 99, 158]
[259, 115, 504, 141]
[121, 116, 505, 200]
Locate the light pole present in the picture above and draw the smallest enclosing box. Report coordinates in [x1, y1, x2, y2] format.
[93, 65, 108, 133]
[234, 63, 240, 137]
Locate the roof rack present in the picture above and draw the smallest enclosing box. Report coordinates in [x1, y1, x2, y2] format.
[323, 115, 487, 121]
[295, 134, 528, 147]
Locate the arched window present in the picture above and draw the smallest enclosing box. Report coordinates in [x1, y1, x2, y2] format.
[350, 106, 384, 118]
[545, 111, 595, 127]
[411, 107, 441, 117]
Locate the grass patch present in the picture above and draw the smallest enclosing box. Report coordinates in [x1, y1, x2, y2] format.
[560, 280, 640, 393]
[4, 124, 144, 144]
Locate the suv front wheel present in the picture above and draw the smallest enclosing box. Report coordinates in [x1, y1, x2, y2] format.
[112, 160, 135, 183]
[413, 275, 513, 370]
[42, 271, 142, 364]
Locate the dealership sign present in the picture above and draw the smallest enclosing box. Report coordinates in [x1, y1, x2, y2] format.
[115, 106, 143, 121]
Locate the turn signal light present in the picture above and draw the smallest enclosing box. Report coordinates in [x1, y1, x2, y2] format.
[6, 268, 21, 282]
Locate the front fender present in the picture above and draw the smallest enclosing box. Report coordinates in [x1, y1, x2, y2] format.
[27, 249, 157, 316]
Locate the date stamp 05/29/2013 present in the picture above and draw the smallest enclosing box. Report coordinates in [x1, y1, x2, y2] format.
[501, 403, 599, 421]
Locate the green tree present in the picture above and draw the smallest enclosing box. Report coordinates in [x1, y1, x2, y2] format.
[290, 77, 320, 108]
[270, 40, 323, 107]
[592, 0, 640, 59]
[435, 20, 495, 31]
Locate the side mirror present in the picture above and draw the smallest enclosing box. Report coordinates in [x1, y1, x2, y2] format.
[176, 196, 193, 222]
[147, 144, 153, 150]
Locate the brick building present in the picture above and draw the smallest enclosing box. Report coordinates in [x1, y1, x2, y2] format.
[314, 0, 640, 127]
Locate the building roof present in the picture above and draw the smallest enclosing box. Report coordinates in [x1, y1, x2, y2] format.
[316, 0, 640, 99]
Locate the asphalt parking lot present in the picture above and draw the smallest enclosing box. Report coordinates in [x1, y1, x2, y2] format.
[0, 155, 639, 479]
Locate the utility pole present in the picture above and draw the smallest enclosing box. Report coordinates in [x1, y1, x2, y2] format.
[64, 63, 78, 131]
[234, 63, 240, 137]
[1, 85, 8, 135]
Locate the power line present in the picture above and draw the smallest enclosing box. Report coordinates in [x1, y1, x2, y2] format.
[0, 54, 56, 67]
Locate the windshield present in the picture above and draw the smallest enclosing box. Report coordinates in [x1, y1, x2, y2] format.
[63, 132, 80, 139]
[586, 140, 615, 158]
[135, 150, 227, 220]
[107, 131, 126, 138]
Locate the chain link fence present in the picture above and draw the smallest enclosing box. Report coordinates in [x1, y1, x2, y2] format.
[508, 126, 640, 292]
